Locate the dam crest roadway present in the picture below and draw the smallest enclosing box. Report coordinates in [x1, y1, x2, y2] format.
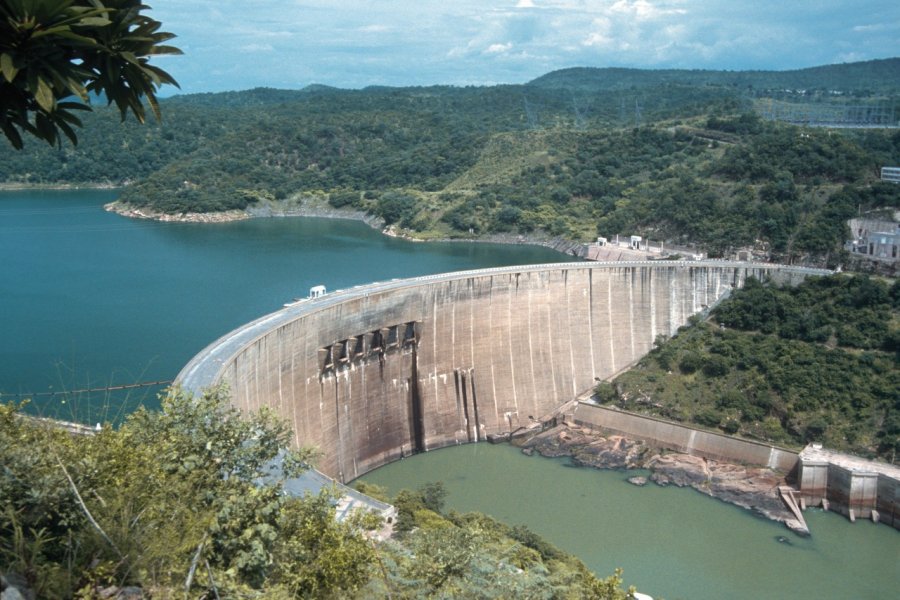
[175, 260, 831, 497]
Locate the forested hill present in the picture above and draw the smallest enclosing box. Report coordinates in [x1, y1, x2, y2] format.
[2, 59, 899, 264]
[608, 274, 900, 461]
[528, 58, 900, 94]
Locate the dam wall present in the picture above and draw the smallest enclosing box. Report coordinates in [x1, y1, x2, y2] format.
[178, 261, 829, 485]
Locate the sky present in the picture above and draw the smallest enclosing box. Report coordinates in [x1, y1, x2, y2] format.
[148, 1, 900, 94]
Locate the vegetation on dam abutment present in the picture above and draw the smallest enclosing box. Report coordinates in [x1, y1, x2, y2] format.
[2, 59, 899, 264]
[0, 389, 631, 599]
[599, 274, 900, 461]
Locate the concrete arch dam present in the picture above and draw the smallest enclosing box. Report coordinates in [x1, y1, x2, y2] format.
[176, 261, 828, 484]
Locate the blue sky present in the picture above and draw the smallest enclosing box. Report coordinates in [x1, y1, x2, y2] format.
[149, 1, 900, 94]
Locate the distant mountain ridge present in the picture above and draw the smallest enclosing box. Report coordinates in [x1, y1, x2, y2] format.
[162, 57, 900, 102]
[148, 58, 900, 112]
[527, 58, 900, 94]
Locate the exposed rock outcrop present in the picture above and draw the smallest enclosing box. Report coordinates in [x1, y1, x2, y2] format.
[1, 574, 34, 600]
[104, 201, 248, 223]
[514, 422, 809, 535]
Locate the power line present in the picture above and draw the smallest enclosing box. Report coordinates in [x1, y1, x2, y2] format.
[1, 380, 172, 398]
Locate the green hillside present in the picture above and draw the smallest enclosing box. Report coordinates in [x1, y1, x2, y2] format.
[2, 59, 899, 263]
[1, 390, 630, 598]
[528, 58, 900, 94]
[603, 274, 900, 461]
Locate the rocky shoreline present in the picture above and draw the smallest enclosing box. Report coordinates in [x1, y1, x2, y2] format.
[104, 201, 250, 223]
[513, 422, 809, 535]
[104, 197, 587, 256]
[0, 182, 119, 191]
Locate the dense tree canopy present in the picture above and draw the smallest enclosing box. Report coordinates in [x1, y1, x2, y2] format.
[0, 0, 179, 148]
[608, 275, 900, 460]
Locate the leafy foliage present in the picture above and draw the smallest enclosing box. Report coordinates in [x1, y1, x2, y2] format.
[608, 275, 900, 460]
[360, 481, 633, 599]
[2, 390, 632, 598]
[0, 387, 376, 598]
[0, 0, 180, 149]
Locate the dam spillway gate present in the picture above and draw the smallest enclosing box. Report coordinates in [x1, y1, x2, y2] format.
[176, 261, 830, 485]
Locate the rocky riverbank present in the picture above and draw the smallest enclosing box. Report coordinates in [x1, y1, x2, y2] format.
[105, 197, 588, 255]
[104, 201, 250, 223]
[514, 422, 809, 535]
[0, 182, 119, 191]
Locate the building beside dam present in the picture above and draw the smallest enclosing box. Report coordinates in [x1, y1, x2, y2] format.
[176, 260, 899, 531]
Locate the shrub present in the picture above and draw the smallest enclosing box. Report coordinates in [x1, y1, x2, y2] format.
[678, 352, 703, 374]
[693, 408, 722, 428]
[328, 189, 360, 208]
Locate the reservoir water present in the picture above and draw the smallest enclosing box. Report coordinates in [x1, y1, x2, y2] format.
[2, 190, 897, 598]
[0, 189, 573, 421]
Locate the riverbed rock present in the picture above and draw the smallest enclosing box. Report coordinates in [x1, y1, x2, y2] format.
[1, 574, 34, 600]
[513, 421, 803, 533]
[627, 476, 648, 486]
[515, 424, 649, 468]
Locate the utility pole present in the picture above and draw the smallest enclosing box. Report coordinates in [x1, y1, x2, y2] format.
[523, 96, 538, 129]
[571, 93, 586, 130]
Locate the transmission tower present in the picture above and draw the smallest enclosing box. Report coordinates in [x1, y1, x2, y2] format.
[523, 96, 539, 129]
[571, 92, 587, 129]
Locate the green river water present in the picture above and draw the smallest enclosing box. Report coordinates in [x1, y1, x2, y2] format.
[361, 443, 899, 600]
[2, 190, 897, 598]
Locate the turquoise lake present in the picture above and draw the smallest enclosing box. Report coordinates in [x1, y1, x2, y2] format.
[0, 189, 573, 421]
[1, 189, 896, 599]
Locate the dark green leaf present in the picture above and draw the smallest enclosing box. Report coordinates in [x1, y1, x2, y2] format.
[0, 53, 18, 83]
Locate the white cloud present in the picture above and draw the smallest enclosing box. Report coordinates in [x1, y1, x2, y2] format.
[358, 24, 391, 33]
[609, 0, 687, 20]
[149, 0, 900, 92]
[485, 42, 514, 54]
[851, 23, 900, 33]
[837, 51, 866, 63]
[239, 43, 274, 53]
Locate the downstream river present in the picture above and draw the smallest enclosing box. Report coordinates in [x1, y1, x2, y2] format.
[2, 190, 897, 598]
[362, 443, 899, 600]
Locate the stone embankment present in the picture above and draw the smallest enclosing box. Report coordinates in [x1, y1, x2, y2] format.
[514, 422, 809, 535]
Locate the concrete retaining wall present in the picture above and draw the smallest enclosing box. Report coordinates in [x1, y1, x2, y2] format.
[797, 448, 900, 529]
[876, 476, 899, 528]
[179, 261, 829, 484]
[570, 403, 900, 530]
[571, 403, 800, 471]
